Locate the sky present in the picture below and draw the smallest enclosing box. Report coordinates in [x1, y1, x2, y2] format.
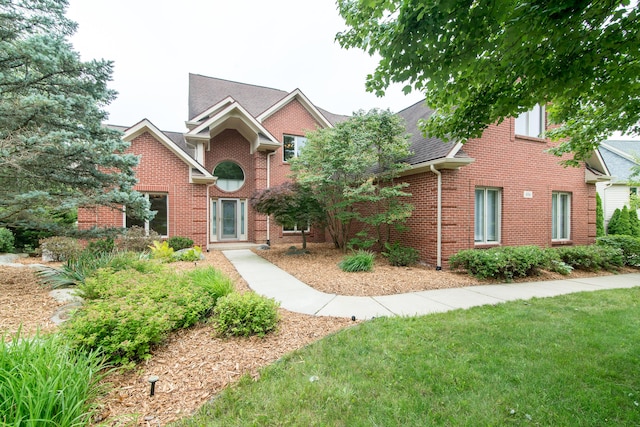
[66, 0, 425, 132]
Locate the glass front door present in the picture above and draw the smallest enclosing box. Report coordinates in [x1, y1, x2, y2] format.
[221, 200, 237, 239]
[210, 198, 247, 242]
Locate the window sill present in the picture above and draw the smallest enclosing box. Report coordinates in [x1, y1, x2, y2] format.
[515, 134, 547, 143]
[474, 242, 501, 249]
[551, 240, 573, 246]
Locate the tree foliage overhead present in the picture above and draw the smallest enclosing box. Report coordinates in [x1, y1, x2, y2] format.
[0, 0, 149, 232]
[337, 0, 640, 165]
[290, 109, 413, 250]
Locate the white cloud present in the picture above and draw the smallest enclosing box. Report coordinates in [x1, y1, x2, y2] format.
[67, 0, 424, 131]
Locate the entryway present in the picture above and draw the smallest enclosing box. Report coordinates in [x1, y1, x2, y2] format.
[210, 198, 247, 242]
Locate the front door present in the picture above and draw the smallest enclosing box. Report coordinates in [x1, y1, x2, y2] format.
[210, 198, 247, 242]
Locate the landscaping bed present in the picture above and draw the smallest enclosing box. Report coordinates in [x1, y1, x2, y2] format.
[1, 243, 637, 425]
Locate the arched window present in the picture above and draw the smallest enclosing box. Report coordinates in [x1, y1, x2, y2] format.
[214, 161, 245, 191]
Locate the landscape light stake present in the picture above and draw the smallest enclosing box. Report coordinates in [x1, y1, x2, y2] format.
[148, 375, 159, 396]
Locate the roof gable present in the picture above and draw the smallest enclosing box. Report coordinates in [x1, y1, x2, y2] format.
[124, 119, 214, 183]
[257, 89, 332, 128]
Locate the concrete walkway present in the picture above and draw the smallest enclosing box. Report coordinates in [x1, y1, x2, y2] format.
[223, 249, 640, 319]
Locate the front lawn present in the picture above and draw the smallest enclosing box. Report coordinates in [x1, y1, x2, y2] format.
[174, 287, 640, 426]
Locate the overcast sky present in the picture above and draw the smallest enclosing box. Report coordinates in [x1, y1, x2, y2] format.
[66, 0, 425, 132]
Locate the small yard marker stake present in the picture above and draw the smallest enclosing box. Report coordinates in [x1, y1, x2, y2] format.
[148, 375, 159, 396]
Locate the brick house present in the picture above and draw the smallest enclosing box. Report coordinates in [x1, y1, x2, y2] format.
[78, 73, 610, 268]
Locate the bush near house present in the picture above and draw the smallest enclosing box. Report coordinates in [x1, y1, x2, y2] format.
[554, 245, 624, 271]
[167, 236, 194, 251]
[213, 292, 280, 337]
[0, 227, 15, 253]
[597, 235, 640, 267]
[39, 236, 82, 261]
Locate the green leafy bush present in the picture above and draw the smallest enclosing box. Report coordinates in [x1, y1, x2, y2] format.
[0, 227, 15, 253]
[449, 245, 550, 281]
[174, 246, 204, 262]
[213, 292, 280, 337]
[65, 267, 234, 365]
[167, 236, 194, 251]
[115, 226, 159, 252]
[39, 236, 82, 261]
[149, 240, 174, 262]
[87, 237, 115, 255]
[597, 235, 640, 266]
[382, 242, 419, 266]
[554, 245, 624, 271]
[107, 251, 161, 274]
[339, 250, 375, 272]
[0, 331, 107, 426]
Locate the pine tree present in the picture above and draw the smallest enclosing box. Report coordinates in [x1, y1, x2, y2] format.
[608, 208, 621, 235]
[596, 192, 605, 237]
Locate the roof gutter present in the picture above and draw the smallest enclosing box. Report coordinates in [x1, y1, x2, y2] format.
[400, 156, 475, 177]
[430, 164, 442, 270]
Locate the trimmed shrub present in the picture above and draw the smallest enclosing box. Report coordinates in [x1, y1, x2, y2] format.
[597, 235, 640, 266]
[0, 331, 107, 426]
[630, 209, 640, 237]
[339, 250, 375, 272]
[39, 236, 82, 261]
[167, 236, 194, 251]
[554, 244, 624, 271]
[382, 242, 419, 267]
[608, 208, 621, 235]
[449, 245, 550, 281]
[213, 292, 280, 337]
[0, 227, 15, 253]
[65, 266, 234, 365]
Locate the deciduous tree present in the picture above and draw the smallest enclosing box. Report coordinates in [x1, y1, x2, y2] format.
[337, 0, 639, 165]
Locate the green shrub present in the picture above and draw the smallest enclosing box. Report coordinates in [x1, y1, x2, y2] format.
[0, 227, 15, 253]
[213, 292, 280, 337]
[174, 246, 203, 262]
[596, 192, 605, 237]
[382, 242, 419, 266]
[597, 235, 640, 266]
[339, 250, 375, 272]
[0, 331, 107, 426]
[87, 237, 115, 255]
[36, 250, 116, 288]
[108, 251, 161, 274]
[65, 267, 233, 365]
[449, 245, 550, 281]
[149, 240, 175, 262]
[39, 236, 82, 261]
[554, 245, 624, 271]
[167, 236, 194, 251]
[115, 226, 159, 252]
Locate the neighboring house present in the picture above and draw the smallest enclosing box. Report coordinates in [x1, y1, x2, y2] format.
[596, 140, 640, 229]
[78, 74, 610, 268]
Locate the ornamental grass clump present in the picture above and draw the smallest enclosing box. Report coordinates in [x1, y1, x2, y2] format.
[0, 331, 107, 426]
[339, 250, 375, 272]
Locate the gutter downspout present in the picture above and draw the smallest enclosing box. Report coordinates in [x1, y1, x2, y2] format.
[205, 182, 216, 251]
[266, 152, 275, 245]
[430, 165, 442, 270]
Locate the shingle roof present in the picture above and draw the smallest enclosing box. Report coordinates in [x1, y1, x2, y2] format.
[599, 140, 640, 183]
[189, 74, 348, 126]
[397, 100, 461, 165]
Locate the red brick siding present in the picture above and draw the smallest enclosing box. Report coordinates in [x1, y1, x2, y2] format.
[394, 118, 595, 267]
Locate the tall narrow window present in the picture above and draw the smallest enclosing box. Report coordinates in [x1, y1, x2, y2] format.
[552, 192, 571, 240]
[283, 135, 307, 162]
[515, 104, 545, 138]
[125, 193, 168, 236]
[475, 188, 501, 243]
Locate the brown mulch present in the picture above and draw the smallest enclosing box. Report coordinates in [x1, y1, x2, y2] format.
[1, 245, 637, 425]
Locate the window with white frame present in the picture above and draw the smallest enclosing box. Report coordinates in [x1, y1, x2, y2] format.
[283, 222, 310, 233]
[515, 104, 545, 138]
[283, 135, 307, 162]
[475, 188, 501, 243]
[125, 193, 168, 236]
[552, 192, 571, 241]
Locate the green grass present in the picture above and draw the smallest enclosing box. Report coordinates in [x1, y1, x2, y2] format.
[172, 288, 640, 426]
[0, 331, 107, 426]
